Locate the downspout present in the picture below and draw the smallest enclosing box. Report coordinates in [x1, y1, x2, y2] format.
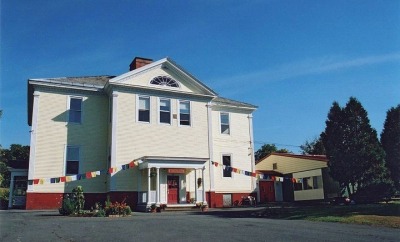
[248, 114, 256, 192]
[27, 91, 40, 193]
[207, 102, 214, 199]
[110, 91, 119, 191]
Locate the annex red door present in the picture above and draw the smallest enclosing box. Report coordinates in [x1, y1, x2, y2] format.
[259, 181, 275, 203]
[167, 176, 179, 204]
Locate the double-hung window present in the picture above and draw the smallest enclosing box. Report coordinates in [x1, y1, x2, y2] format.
[66, 146, 79, 175]
[138, 96, 150, 122]
[69, 97, 82, 123]
[179, 100, 191, 126]
[159, 98, 171, 124]
[220, 112, 230, 134]
[222, 155, 232, 178]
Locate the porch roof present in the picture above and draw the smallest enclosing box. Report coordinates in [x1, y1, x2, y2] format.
[138, 156, 208, 170]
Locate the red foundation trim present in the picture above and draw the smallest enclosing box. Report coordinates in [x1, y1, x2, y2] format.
[26, 193, 64, 210]
[26, 192, 139, 210]
[207, 192, 256, 208]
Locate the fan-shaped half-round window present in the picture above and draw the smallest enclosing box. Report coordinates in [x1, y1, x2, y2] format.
[150, 76, 180, 88]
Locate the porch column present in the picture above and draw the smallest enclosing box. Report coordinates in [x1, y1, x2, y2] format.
[156, 167, 160, 205]
[202, 167, 207, 204]
[194, 169, 198, 202]
[147, 168, 151, 204]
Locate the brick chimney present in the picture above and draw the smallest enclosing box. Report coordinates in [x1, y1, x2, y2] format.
[129, 57, 153, 71]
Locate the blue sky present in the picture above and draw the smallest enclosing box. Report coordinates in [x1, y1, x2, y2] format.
[1, 0, 399, 153]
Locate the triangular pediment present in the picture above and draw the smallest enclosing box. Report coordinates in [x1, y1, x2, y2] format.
[109, 58, 217, 97]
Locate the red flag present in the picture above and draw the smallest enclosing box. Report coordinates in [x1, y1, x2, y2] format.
[214, 162, 219, 167]
[86, 172, 92, 178]
[108, 168, 114, 174]
[33, 179, 39, 184]
[251, 172, 257, 177]
[129, 161, 135, 168]
[232, 168, 237, 173]
[60, 176, 66, 182]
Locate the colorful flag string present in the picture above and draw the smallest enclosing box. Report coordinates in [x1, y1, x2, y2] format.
[28, 160, 140, 186]
[29, 160, 300, 185]
[211, 161, 298, 183]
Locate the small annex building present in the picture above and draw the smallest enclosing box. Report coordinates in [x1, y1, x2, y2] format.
[255, 153, 339, 203]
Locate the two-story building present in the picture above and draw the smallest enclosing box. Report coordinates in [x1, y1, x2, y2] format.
[26, 57, 257, 210]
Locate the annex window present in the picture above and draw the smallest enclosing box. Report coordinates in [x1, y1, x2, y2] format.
[222, 155, 232, 178]
[313, 176, 323, 189]
[272, 163, 278, 170]
[159, 98, 171, 124]
[294, 181, 303, 191]
[138, 96, 150, 122]
[220, 112, 230, 135]
[302, 177, 313, 190]
[150, 76, 179, 88]
[66, 146, 79, 175]
[69, 97, 82, 123]
[179, 100, 191, 126]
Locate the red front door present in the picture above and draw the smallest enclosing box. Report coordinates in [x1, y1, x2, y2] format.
[167, 176, 179, 204]
[259, 181, 275, 203]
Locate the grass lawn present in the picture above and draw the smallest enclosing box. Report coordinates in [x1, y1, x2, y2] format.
[257, 201, 400, 228]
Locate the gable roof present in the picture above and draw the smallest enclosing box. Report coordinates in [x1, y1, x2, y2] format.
[109, 57, 218, 96]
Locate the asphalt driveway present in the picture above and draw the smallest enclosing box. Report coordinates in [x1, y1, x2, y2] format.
[0, 208, 398, 242]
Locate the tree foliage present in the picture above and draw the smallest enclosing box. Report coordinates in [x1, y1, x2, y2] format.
[255, 144, 290, 162]
[300, 135, 326, 155]
[381, 104, 400, 192]
[321, 97, 390, 198]
[0, 144, 30, 188]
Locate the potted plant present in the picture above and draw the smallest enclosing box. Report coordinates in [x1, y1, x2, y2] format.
[150, 203, 157, 213]
[196, 202, 208, 212]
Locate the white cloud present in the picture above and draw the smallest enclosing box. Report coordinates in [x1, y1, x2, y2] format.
[213, 52, 400, 85]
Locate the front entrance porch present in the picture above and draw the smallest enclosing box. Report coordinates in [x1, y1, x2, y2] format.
[137, 157, 208, 211]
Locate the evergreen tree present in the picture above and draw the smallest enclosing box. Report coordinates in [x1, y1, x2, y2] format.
[322, 97, 389, 198]
[381, 105, 400, 191]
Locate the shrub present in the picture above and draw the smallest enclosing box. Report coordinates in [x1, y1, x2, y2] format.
[94, 209, 106, 217]
[59, 194, 76, 215]
[72, 186, 85, 214]
[59, 186, 86, 216]
[105, 201, 131, 216]
[124, 206, 132, 216]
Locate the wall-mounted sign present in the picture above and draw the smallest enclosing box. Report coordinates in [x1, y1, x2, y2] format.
[168, 169, 185, 174]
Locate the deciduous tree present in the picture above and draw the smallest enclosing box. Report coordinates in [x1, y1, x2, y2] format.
[300, 135, 326, 155]
[255, 144, 290, 162]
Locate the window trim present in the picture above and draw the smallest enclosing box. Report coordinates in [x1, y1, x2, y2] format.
[220, 112, 230, 135]
[178, 100, 191, 127]
[158, 97, 172, 125]
[221, 154, 233, 178]
[65, 145, 80, 175]
[149, 75, 180, 89]
[137, 95, 151, 123]
[68, 96, 83, 124]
